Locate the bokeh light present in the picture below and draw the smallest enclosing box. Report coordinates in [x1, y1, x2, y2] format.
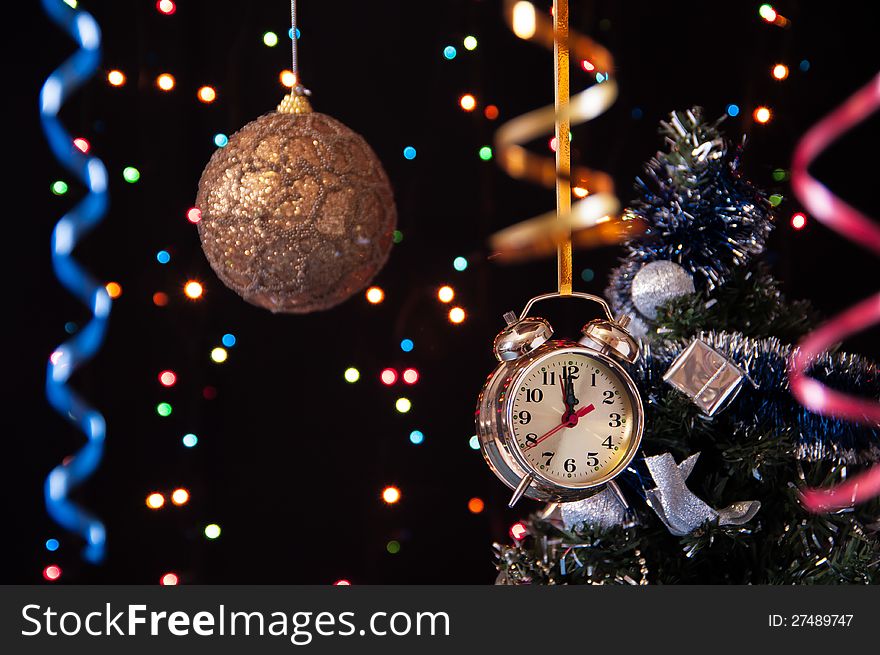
[395, 397, 412, 413]
[334, 579, 351, 586]
[402, 368, 419, 384]
[51, 180, 69, 195]
[198, 86, 217, 103]
[159, 370, 177, 387]
[386, 540, 401, 554]
[153, 292, 169, 307]
[799, 59, 810, 72]
[171, 488, 190, 505]
[366, 286, 384, 304]
[184, 280, 203, 299]
[772, 168, 788, 182]
[263, 31, 279, 47]
[45, 538, 60, 552]
[214, 133, 228, 147]
[403, 146, 417, 160]
[459, 94, 476, 111]
[484, 105, 499, 120]
[182, 433, 198, 448]
[210, 347, 228, 363]
[769, 194, 784, 207]
[156, 403, 172, 417]
[222, 333, 237, 347]
[382, 486, 401, 504]
[438, 286, 455, 303]
[449, 307, 466, 324]
[156, 0, 176, 15]
[791, 212, 807, 230]
[344, 367, 360, 383]
[64, 322, 78, 334]
[107, 70, 126, 86]
[204, 524, 221, 539]
[463, 35, 478, 50]
[146, 493, 165, 509]
[289, 27, 301, 39]
[380, 368, 399, 385]
[43, 565, 62, 582]
[453, 257, 468, 272]
[512, 0, 537, 39]
[280, 70, 296, 87]
[156, 73, 175, 91]
[160, 572, 179, 586]
[443, 45, 457, 60]
[73, 137, 90, 153]
[479, 146, 493, 161]
[400, 338, 414, 352]
[753, 106, 772, 124]
[156, 250, 171, 264]
[469, 435, 480, 450]
[510, 522, 528, 540]
[581, 268, 595, 282]
[468, 497, 485, 514]
[726, 103, 740, 117]
[105, 282, 122, 299]
[758, 4, 777, 22]
[122, 166, 140, 183]
[772, 63, 789, 80]
[409, 430, 424, 445]
[392, 230, 404, 244]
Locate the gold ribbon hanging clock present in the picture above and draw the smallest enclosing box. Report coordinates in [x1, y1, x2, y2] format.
[476, 0, 646, 507]
[196, 2, 397, 314]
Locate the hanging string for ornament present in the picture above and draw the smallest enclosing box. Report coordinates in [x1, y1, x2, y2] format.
[490, 0, 641, 270]
[787, 72, 880, 512]
[196, 0, 396, 313]
[39, 0, 110, 563]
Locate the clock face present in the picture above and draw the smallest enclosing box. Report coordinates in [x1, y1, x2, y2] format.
[508, 349, 638, 487]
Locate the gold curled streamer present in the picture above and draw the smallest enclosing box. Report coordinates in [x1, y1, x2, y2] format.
[492, 0, 634, 266]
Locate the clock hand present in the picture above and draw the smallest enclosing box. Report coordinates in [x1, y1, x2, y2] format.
[560, 376, 572, 421]
[523, 403, 595, 450]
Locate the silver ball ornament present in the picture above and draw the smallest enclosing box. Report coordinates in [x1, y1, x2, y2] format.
[630, 260, 695, 319]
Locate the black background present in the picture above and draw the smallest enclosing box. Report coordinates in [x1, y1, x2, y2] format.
[8, 0, 879, 584]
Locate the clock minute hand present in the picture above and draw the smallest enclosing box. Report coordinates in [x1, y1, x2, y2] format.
[523, 403, 595, 450]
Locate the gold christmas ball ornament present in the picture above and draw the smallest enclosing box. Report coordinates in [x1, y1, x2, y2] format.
[195, 93, 396, 313]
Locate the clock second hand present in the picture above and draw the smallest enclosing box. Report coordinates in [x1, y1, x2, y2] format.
[524, 403, 595, 450]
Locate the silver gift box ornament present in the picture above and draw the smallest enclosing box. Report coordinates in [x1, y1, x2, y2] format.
[663, 339, 747, 416]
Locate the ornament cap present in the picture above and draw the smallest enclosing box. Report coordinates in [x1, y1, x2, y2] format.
[579, 319, 640, 364]
[493, 317, 553, 362]
[277, 90, 312, 114]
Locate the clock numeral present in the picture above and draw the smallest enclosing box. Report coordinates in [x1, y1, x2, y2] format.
[590, 372, 597, 387]
[608, 413, 622, 427]
[602, 435, 614, 449]
[525, 433, 537, 446]
[518, 410, 532, 425]
[564, 458, 577, 473]
[585, 452, 599, 467]
[541, 370, 556, 386]
[525, 388, 543, 403]
[602, 390, 615, 404]
[542, 451, 554, 466]
[561, 365, 580, 381]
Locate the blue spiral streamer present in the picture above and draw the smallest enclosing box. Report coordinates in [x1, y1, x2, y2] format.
[40, 0, 110, 564]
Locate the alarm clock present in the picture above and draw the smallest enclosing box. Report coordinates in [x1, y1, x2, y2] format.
[476, 292, 644, 507]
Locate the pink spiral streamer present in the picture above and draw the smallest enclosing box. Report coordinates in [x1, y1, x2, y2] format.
[788, 72, 880, 512]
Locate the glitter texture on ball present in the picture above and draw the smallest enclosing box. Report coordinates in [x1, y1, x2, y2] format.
[630, 260, 695, 319]
[196, 109, 396, 313]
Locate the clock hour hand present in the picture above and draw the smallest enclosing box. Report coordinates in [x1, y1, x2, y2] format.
[560, 373, 579, 421]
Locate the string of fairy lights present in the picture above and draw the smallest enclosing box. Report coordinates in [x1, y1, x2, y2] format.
[42, 0, 814, 583]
